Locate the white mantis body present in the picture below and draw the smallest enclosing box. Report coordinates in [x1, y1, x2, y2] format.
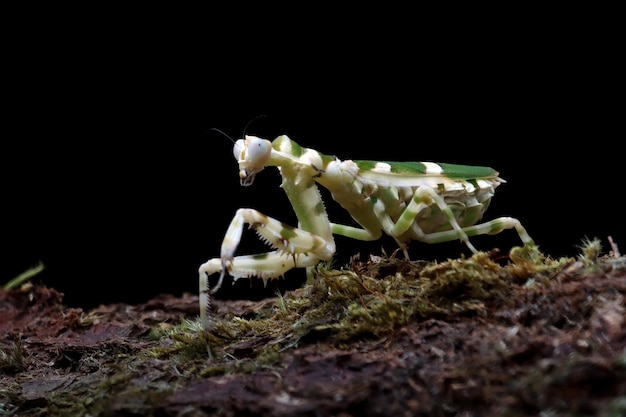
[199, 135, 534, 330]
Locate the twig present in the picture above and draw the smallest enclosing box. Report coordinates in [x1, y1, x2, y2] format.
[608, 235, 621, 258]
[3, 262, 45, 290]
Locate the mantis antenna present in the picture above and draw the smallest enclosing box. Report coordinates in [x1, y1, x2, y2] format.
[206, 114, 268, 144]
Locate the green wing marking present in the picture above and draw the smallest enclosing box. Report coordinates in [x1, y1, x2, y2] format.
[437, 163, 498, 179]
[356, 160, 427, 174]
[355, 160, 497, 179]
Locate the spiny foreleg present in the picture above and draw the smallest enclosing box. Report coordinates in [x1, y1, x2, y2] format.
[199, 251, 322, 330]
[198, 208, 335, 330]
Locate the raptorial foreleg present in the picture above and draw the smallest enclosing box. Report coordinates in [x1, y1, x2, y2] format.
[198, 208, 335, 330]
[199, 251, 322, 330]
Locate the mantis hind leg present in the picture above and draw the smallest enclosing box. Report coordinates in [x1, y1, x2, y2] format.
[376, 185, 534, 253]
[415, 216, 534, 247]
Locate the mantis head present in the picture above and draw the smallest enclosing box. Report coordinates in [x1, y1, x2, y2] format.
[233, 135, 272, 186]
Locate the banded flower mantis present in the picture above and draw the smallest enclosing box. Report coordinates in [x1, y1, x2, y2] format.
[199, 134, 535, 330]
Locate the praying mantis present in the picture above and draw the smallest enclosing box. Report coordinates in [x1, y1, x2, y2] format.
[198, 134, 535, 330]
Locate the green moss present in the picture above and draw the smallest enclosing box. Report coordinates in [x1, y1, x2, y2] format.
[140, 242, 623, 380]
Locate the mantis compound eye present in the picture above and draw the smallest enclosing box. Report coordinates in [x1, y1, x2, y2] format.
[235, 135, 272, 186]
[244, 136, 271, 164]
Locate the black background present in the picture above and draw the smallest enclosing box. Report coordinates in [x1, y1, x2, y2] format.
[2, 11, 623, 311]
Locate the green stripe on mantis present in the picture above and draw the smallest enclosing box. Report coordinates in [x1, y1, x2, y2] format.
[280, 225, 298, 240]
[356, 160, 427, 174]
[273, 136, 304, 157]
[319, 153, 336, 167]
[290, 141, 303, 157]
[438, 163, 497, 179]
[356, 160, 497, 179]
